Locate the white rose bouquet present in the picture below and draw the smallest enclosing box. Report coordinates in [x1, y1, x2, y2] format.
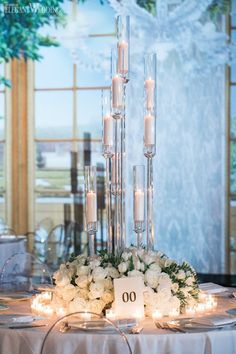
[53, 247, 199, 317]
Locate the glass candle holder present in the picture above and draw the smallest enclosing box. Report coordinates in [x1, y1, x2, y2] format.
[116, 15, 130, 82]
[144, 53, 157, 158]
[102, 89, 114, 158]
[85, 166, 97, 256]
[111, 48, 124, 117]
[133, 165, 145, 247]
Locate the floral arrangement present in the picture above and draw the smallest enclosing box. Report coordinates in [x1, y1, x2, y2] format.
[52, 247, 199, 317]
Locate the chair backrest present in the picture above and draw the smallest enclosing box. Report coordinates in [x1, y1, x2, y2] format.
[0, 252, 52, 293]
[40, 311, 133, 354]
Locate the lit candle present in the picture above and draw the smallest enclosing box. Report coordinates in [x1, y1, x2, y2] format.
[185, 306, 196, 316]
[134, 190, 145, 222]
[81, 310, 91, 321]
[112, 75, 123, 109]
[145, 77, 155, 110]
[152, 310, 163, 320]
[86, 191, 97, 223]
[169, 308, 180, 317]
[106, 309, 116, 320]
[103, 114, 113, 146]
[144, 114, 155, 146]
[118, 40, 128, 75]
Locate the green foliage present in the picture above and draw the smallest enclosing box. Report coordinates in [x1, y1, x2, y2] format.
[207, 0, 230, 21]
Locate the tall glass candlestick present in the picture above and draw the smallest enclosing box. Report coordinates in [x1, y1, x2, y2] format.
[143, 53, 157, 251]
[85, 166, 97, 256]
[116, 15, 130, 82]
[102, 89, 114, 254]
[133, 165, 145, 248]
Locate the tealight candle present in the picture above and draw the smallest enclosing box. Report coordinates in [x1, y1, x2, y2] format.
[185, 306, 196, 316]
[169, 308, 180, 317]
[81, 310, 92, 321]
[106, 309, 116, 320]
[152, 310, 163, 320]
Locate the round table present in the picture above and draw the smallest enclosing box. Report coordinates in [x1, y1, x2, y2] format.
[0, 294, 236, 354]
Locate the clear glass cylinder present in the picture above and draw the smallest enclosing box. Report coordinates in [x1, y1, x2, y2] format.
[116, 15, 130, 81]
[144, 53, 157, 157]
[85, 166, 97, 235]
[102, 89, 114, 157]
[111, 49, 124, 117]
[133, 165, 145, 246]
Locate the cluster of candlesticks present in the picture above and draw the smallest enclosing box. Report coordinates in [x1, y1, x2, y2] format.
[85, 15, 157, 255]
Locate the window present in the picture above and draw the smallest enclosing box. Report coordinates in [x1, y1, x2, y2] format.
[29, 1, 115, 248]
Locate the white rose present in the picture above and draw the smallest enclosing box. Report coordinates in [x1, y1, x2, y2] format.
[58, 284, 78, 302]
[143, 286, 155, 305]
[171, 282, 179, 292]
[128, 270, 144, 278]
[143, 254, 155, 265]
[92, 267, 108, 282]
[101, 290, 114, 305]
[137, 248, 145, 258]
[69, 296, 87, 313]
[104, 277, 113, 290]
[163, 259, 174, 267]
[140, 262, 145, 272]
[89, 299, 105, 314]
[133, 258, 141, 270]
[76, 255, 87, 265]
[186, 276, 194, 286]
[53, 265, 71, 287]
[77, 265, 90, 276]
[75, 275, 89, 289]
[107, 267, 120, 279]
[118, 262, 128, 273]
[176, 270, 186, 280]
[89, 257, 101, 269]
[181, 286, 192, 297]
[157, 274, 172, 292]
[149, 263, 161, 273]
[144, 269, 159, 288]
[89, 281, 104, 299]
[78, 288, 89, 300]
[122, 252, 132, 262]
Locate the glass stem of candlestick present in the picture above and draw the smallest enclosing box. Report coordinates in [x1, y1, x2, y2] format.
[146, 157, 154, 250]
[120, 84, 126, 250]
[133, 165, 145, 248]
[105, 157, 113, 253]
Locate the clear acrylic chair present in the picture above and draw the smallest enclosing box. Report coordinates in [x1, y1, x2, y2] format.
[40, 311, 133, 354]
[0, 252, 53, 293]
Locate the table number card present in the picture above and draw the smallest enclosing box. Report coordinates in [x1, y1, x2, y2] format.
[113, 277, 144, 318]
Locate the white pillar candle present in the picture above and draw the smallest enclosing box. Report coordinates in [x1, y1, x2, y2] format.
[134, 190, 145, 222]
[104, 114, 113, 146]
[144, 114, 155, 146]
[118, 40, 128, 75]
[86, 191, 97, 223]
[145, 78, 155, 110]
[112, 75, 123, 109]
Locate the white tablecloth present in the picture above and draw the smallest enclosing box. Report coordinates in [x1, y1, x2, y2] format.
[1, 296, 236, 354]
[0, 237, 26, 271]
